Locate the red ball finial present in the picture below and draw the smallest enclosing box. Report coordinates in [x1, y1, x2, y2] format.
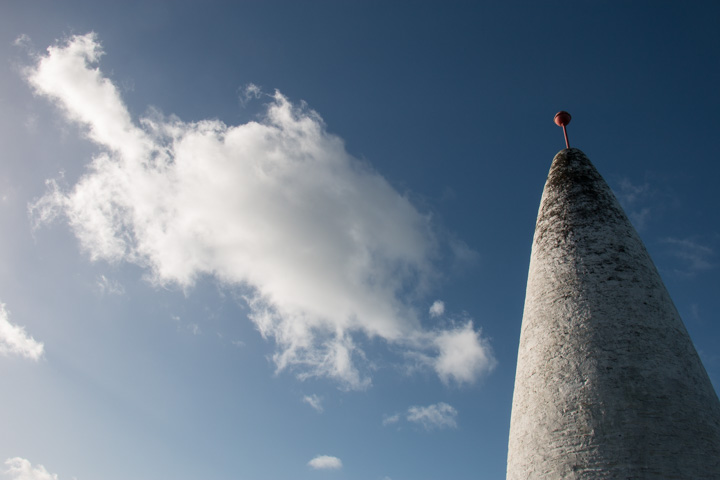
[554, 111, 571, 127]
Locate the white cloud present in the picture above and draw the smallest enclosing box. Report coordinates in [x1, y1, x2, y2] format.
[3, 457, 58, 480]
[303, 394, 324, 413]
[0, 303, 44, 361]
[25, 33, 494, 389]
[307, 455, 342, 470]
[406, 402, 458, 430]
[429, 300, 444, 317]
[432, 321, 496, 385]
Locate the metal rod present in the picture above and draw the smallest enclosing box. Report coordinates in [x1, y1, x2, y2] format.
[554, 111, 572, 149]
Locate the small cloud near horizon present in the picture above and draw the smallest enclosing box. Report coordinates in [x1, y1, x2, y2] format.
[4, 457, 59, 480]
[307, 455, 342, 470]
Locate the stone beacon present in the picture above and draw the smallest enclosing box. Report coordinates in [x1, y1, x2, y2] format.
[506, 113, 720, 479]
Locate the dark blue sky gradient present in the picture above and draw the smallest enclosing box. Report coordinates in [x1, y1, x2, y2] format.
[1, 2, 719, 479]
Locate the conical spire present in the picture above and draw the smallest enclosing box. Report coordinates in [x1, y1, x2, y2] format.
[507, 148, 720, 479]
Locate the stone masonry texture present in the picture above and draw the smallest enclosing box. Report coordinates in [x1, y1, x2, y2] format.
[506, 148, 720, 479]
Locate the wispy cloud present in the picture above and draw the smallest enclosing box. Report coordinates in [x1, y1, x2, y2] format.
[13, 34, 32, 49]
[382, 413, 400, 426]
[661, 237, 716, 275]
[614, 177, 653, 231]
[613, 175, 680, 232]
[407, 402, 458, 430]
[0, 303, 44, 361]
[239, 82, 264, 107]
[307, 455, 342, 470]
[303, 394, 324, 413]
[24, 33, 494, 389]
[97, 274, 125, 295]
[615, 177, 650, 205]
[3, 457, 59, 480]
[385, 402, 458, 431]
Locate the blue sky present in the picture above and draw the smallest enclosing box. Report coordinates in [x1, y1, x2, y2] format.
[1, 2, 719, 479]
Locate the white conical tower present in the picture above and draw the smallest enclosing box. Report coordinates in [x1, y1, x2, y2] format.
[507, 126, 720, 478]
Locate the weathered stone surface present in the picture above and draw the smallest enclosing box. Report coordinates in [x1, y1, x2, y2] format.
[507, 148, 720, 479]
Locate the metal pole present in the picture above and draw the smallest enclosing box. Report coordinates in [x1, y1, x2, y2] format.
[554, 111, 572, 149]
